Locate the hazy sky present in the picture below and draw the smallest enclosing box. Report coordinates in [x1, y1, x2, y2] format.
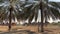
[49, 0, 60, 2]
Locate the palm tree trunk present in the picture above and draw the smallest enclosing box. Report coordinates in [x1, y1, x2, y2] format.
[40, 2, 44, 32]
[8, 7, 12, 31]
[41, 8, 44, 32]
[8, 0, 14, 31]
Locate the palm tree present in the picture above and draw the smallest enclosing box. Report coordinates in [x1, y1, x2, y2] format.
[0, 0, 40, 28]
[0, 0, 21, 30]
[39, 0, 60, 32]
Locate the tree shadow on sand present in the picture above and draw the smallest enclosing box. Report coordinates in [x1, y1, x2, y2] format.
[41, 30, 53, 34]
[0, 30, 37, 34]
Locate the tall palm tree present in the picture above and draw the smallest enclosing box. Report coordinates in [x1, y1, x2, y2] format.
[0, 0, 21, 30]
[0, 0, 39, 31]
[39, 0, 60, 32]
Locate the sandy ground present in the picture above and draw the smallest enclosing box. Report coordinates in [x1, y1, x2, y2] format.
[0, 24, 60, 34]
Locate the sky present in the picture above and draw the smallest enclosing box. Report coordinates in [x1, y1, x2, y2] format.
[49, 0, 60, 2]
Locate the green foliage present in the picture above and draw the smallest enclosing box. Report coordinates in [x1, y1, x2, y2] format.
[49, 2, 60, 8]
[0, 0, 60, 24]
[0, 0, 4, 3]
[50, 7, 60, 18]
